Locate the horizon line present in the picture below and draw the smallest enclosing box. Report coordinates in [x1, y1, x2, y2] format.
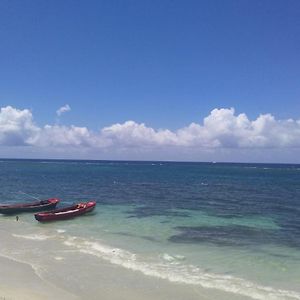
[0, 157, 299, 166]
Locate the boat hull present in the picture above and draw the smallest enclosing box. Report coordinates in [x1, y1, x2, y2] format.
[35, 201, 96, 222]
[0, 198, 59, 214]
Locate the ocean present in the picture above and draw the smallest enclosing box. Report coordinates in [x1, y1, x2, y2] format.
[1, 159, 300, 300]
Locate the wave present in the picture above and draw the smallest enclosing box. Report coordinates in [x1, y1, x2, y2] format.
[12, 233, 53, 241]
[64, 236, 300, 300]
[161, 253, 186, 263]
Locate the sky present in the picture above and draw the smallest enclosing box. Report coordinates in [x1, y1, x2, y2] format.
[0, 0, 300, 162]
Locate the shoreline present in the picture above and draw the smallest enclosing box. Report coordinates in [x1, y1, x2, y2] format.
[0, 253, 247, 300]
[0, 255, 78, 300]
[0, 218, 248, 300]
[1, 160, 300, 300]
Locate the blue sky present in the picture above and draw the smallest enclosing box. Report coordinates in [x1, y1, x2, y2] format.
[0, 0, 300, 162]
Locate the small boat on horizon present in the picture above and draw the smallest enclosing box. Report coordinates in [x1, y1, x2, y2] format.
[34, 201, 96, 222]
[0, 198, 60, 214]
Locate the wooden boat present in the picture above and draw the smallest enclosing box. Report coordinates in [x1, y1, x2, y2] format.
[34, 201, 96, 222]
[0, 198, 59, 214]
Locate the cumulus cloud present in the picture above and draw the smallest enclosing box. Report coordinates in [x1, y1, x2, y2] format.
[101, 121, 177, 148]
[0, 106, 39, 146]
[101, 108, 300, 149]
[56, 104, 71, 116]
[1, 106, 300, 156]
[32, 125, 92, 147]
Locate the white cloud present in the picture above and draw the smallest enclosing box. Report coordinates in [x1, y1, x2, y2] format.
[101, 121, 177, 148]
[0, 106, 39, 146]
[101, 108, 300, 149]
[1, 105, 300, 161]
[33, 125, 92, 147]
[56, 104, 71, 116]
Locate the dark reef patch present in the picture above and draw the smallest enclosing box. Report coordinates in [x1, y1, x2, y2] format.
[169, 225, 300, 248]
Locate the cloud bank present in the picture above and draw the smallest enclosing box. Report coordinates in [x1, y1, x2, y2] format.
[0, 106, 300, 162]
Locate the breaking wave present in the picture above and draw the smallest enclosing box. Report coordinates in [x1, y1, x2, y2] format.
[12, 233, 53, 241]
[64, 236, 300, 300]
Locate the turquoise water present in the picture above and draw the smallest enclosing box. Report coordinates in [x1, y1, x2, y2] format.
[1, 159, 300, 299]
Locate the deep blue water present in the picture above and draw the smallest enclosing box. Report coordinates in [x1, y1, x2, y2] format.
[1, 159, 300, 248]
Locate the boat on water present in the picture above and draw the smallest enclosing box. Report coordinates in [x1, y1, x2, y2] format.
[0, 198, 60, 214]
[34, 201, 96, 222]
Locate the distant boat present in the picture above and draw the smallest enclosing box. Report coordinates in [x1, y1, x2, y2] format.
[34, 201, 96, 222]
[0, 198, 59, 214]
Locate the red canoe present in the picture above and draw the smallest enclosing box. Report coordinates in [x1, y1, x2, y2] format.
[34, 201, 96, 222]
[0, 198, 59, 214]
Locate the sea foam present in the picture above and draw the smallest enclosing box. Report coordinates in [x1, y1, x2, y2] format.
[64, 236, 300, 300]
[12, 233, 53, 241]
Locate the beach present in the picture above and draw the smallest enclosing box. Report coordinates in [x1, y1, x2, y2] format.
[0, 218, 246, 300]
[1, 0, 300, 298]
[1, 160, 300, 300]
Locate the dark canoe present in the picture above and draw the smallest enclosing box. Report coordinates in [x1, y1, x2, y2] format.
[35, 201, 96, 222]
[0, 198, 59, 214]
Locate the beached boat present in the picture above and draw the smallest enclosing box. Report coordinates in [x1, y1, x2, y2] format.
[0, 198, 59, 214]
[34, 201, 96, 222]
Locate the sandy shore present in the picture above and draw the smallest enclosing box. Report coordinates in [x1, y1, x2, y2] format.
[0, 255, 78, 300]
[0, 253, 248, 300]
[0, 217, 248, 300]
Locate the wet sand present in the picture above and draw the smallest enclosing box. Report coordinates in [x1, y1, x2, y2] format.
[0, 255, 78, 300]
[0, 218, 248, 300]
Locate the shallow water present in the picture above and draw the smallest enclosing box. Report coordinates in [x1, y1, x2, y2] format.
[1, 159, 300, 299]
